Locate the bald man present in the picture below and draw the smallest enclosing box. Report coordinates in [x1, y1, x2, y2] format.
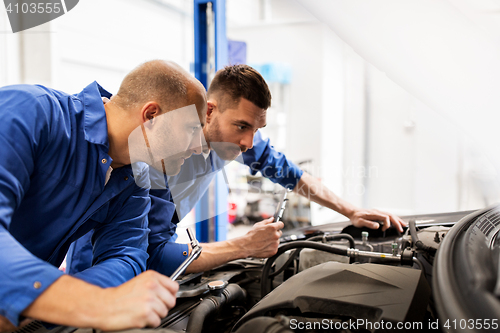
[0, 60, 206, 332]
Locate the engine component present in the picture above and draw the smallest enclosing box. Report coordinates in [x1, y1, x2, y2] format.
[408, 219, 448, 255]
[208, 280, 228, 294]
[400, 247, 415, 266]
[238, 262, 430, 332]
[305, 233, 356, 249]
[297, 233, 355, 271]
[177, 270, 244, 298]
[261, 241, 349, 297]
[391, 242, 398, 256]
[347, 248, 402, 262]
[298, 247, 349, 272]
[186, 283, 246, 333]
[434, 205, 500, 332]
[416, 226, 449, 250]
[233, 317, 293, 333]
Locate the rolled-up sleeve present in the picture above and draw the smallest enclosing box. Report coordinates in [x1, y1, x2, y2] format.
[243, 131, 303, 190]
[148, 240, 189, 276]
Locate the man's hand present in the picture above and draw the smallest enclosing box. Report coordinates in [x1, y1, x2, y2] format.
[0, 315, 16, 333]
[184, 217, 284, 273]
[22, 271, 178, 331]
[0, 316, 32, 333]
[349, 208, 406, 232]
[238, 217, 284, 258]
[99, 271, 179, 330]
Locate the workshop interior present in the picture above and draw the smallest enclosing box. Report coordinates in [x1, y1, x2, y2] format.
[2, 0, 500, 332]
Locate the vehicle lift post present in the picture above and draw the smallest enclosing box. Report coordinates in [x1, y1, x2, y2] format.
[193, 0, 228, 243]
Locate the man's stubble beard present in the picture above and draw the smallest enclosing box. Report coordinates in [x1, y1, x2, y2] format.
[205, 117, 238, 161]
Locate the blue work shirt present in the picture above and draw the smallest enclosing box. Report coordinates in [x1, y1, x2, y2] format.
[0, 82, 150, 326]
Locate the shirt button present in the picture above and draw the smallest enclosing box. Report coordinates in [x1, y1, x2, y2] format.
[183, 251, 188, 256]
[101, 158, 107, 164]
[124, 176, 129, 181]
[33, 281, 42, 289]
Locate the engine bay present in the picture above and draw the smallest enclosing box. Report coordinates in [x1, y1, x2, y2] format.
[14, 207, 500, 333]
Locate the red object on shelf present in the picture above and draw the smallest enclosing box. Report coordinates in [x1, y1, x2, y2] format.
[228, 202, 237, 224]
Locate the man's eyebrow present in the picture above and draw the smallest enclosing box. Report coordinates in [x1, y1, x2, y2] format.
[234, 120, 253, 128]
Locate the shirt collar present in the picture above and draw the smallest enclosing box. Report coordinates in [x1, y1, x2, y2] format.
[77, 81, 113, 149]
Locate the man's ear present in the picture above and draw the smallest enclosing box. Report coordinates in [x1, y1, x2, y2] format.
[141, 102, 161, 124]
[206, 101, 217, 124]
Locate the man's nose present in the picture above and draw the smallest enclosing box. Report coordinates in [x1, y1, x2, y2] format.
[240, 132, 254, 151]
[189, 132, 203, 154]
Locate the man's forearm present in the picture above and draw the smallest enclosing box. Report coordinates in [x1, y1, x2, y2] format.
[22, 275, 106, 328]
[292, 172, 406, 231]
[184, 239, 247, 273]
[293, 172, 357, 218]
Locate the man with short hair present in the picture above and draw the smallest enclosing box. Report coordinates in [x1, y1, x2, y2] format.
[0, 60, 206, 332]
[157, 64, 406, 274]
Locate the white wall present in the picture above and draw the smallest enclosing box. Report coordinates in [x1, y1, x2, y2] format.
[0, 7, 21, 86]
[343, 45, 493, 216]
[0, 0, 194, 93]
[227, 0, 496, 224]
[341, 47, 366, 209]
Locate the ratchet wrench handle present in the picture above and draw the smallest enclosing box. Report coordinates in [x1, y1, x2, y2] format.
[170, 228, 203, 281]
